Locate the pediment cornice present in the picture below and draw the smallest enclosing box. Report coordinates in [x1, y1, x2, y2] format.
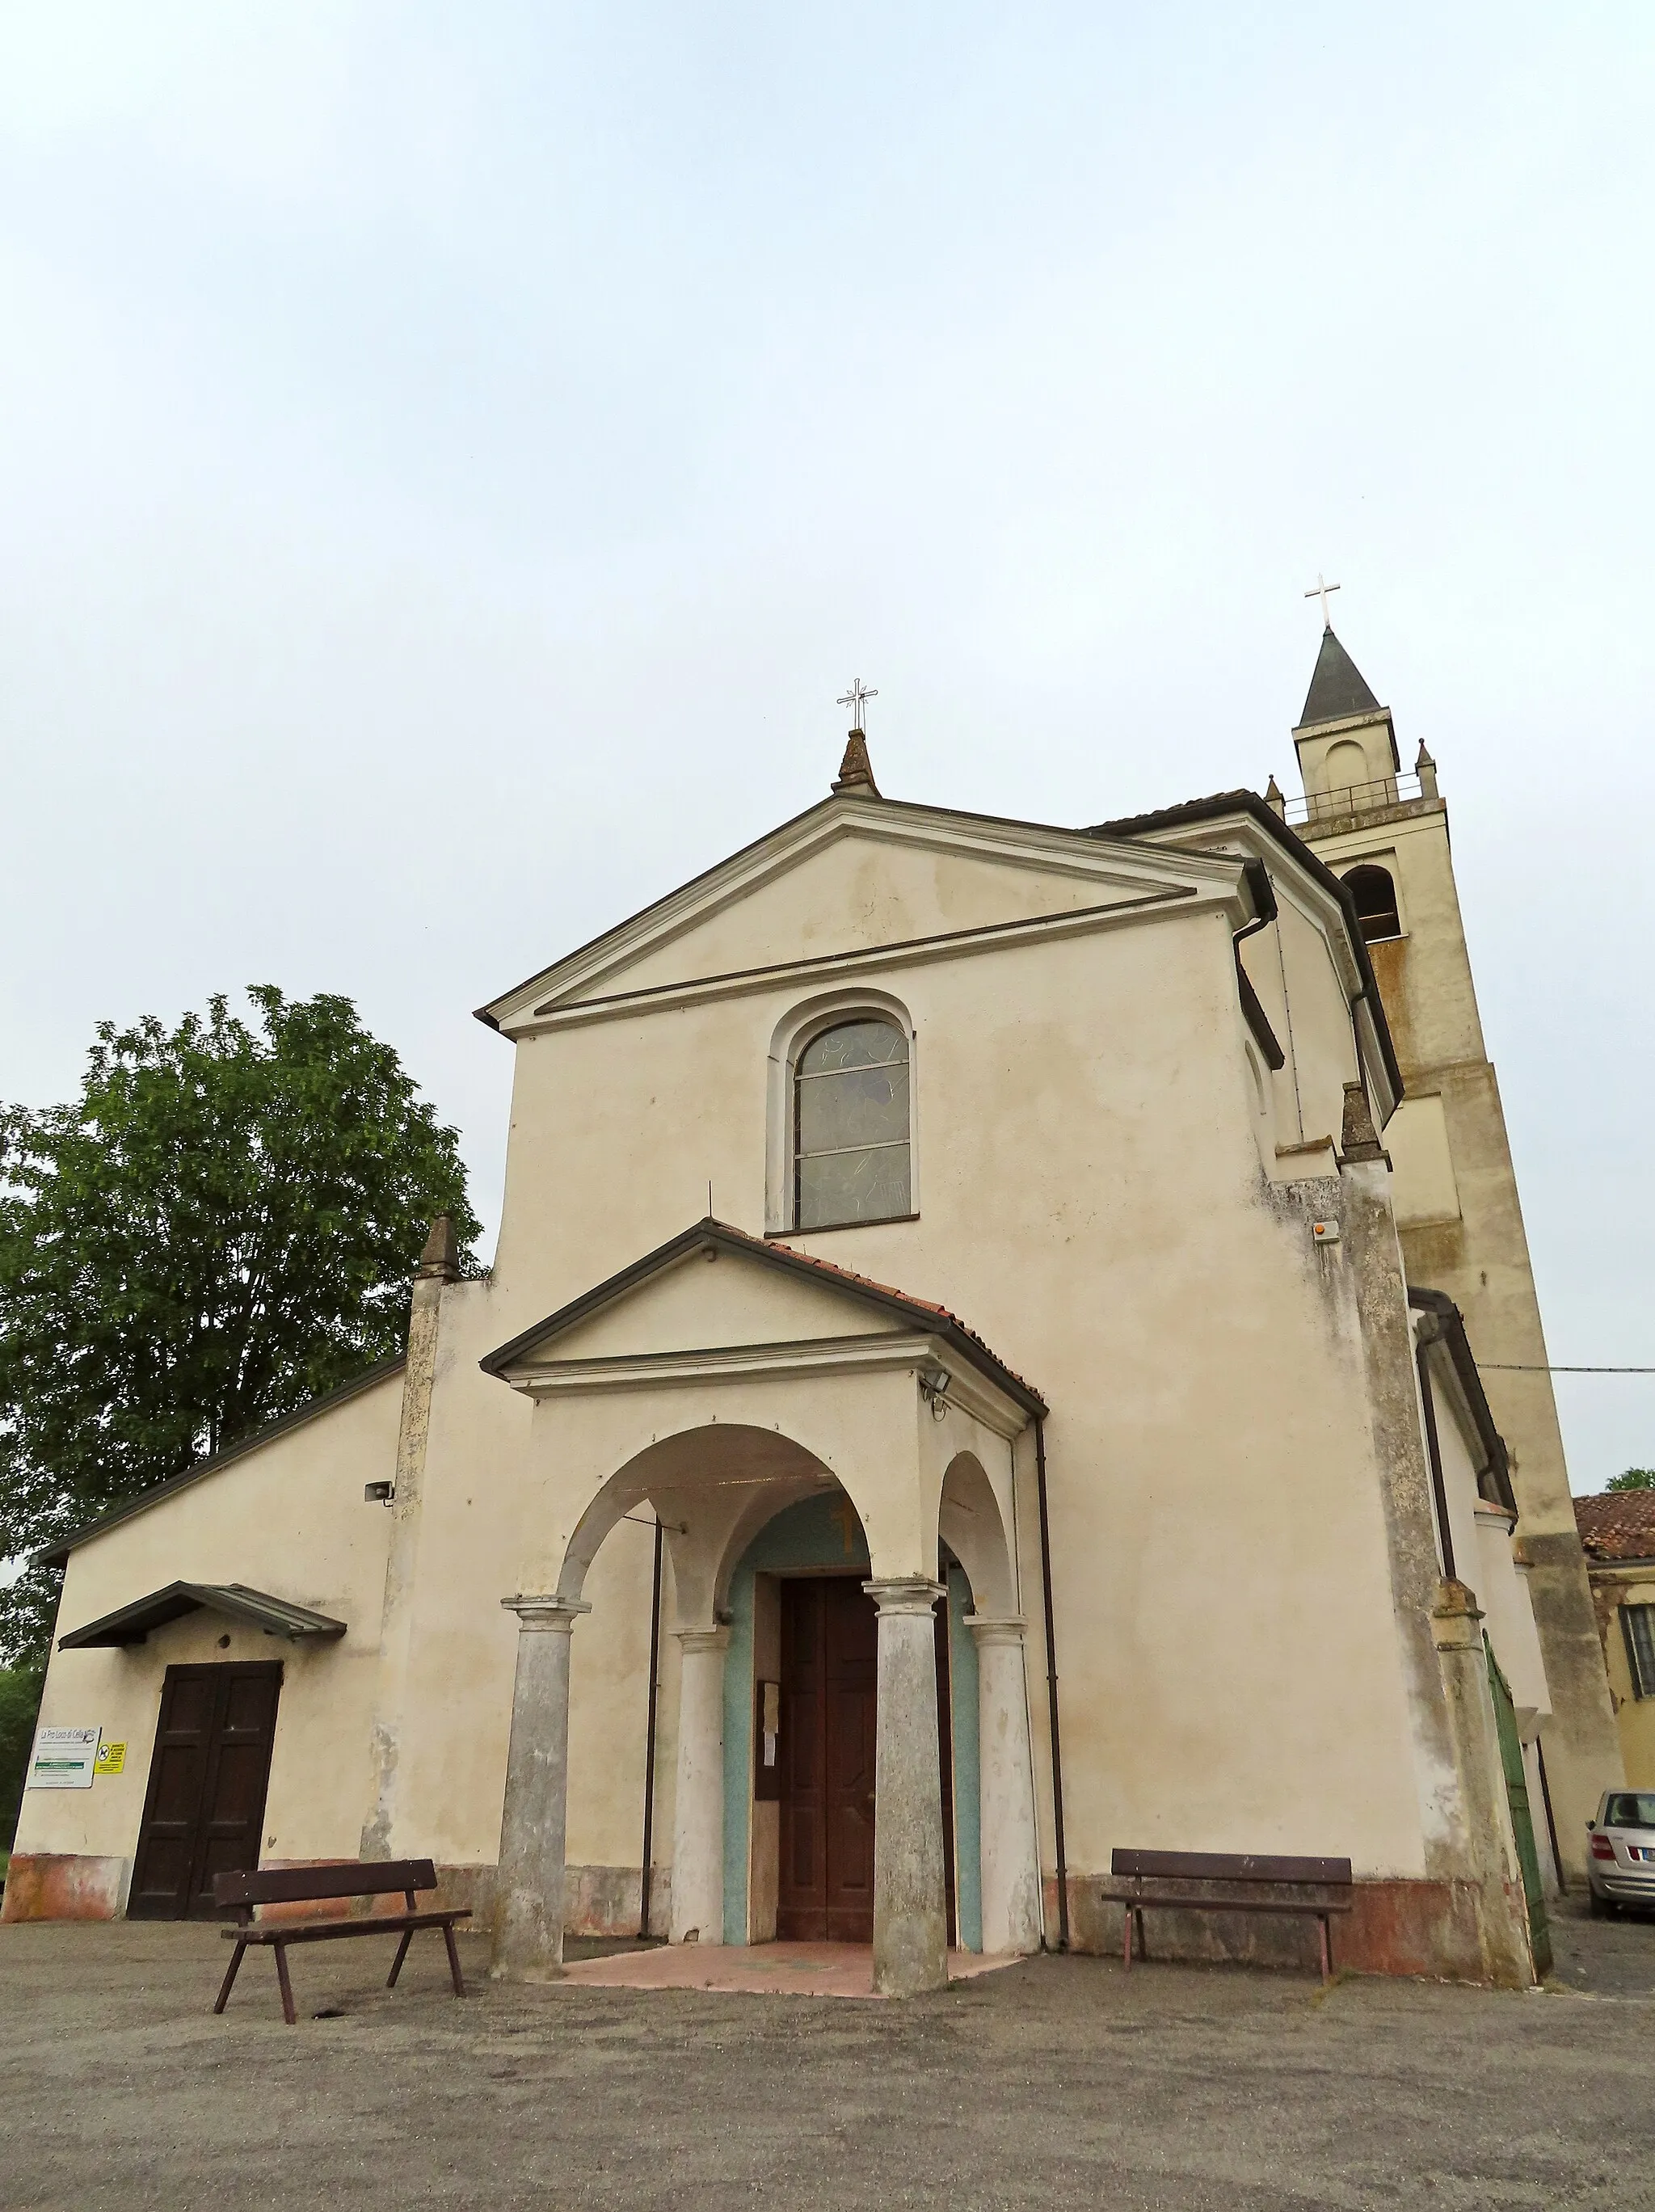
[478, 793, 1253, 1038]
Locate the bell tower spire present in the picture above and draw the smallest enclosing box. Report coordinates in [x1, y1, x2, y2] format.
[1292, 622, 1399, 809]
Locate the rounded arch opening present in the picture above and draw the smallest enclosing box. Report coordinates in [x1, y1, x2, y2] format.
[937, 1451, 1017, 1618]
[554, 1422, 838, 1616]
[766, 988, 918, 1234]
[1343, 862, 1402, 945]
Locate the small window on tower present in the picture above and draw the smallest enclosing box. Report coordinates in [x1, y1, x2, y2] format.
[1345, 864, 1402, 945]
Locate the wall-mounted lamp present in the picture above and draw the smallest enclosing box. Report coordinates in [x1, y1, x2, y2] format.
[364, 1481, 395, 1506]
[918, 1367, 953, 1421]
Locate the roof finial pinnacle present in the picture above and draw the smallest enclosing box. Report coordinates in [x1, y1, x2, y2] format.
[832, 677, 881, 796]
[832, 728, 879, 797]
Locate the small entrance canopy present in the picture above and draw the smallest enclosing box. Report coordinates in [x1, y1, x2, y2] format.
[57, 1582, 347, 1650]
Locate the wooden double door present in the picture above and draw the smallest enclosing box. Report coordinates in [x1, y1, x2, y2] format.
[777, 1577, 878, 1941]
[774, 1574, 958, 1947]
[128, 1662, 282, 1919]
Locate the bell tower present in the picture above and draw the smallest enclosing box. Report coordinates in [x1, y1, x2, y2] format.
[1276, 621, 1623, 1876]
[1292, 625, 1402, 807]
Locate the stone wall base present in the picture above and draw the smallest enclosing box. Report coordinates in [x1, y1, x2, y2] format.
[1, 1854, 131, 1923]
[1049, 1873, 1506, 1983]
[1, 1854, 669, 1940]
[435, 1863, 672, 1941]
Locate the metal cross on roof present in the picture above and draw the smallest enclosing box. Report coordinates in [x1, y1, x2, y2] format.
[1303, 574, 1341, 628]
[836, 677, 878, 731]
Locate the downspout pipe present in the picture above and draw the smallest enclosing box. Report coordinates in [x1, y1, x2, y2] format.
[1413, 1320, 1457, 1583]
[1034, 1416, 1069, 1951]
[639, 1515, 665, 1939]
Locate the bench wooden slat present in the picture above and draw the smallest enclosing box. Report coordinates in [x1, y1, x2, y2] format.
[1112, 1849, 1352, 1885]
[1101, 1888, 1350, 1915]
[221, 1908, 470, 1946]
[213, 1857, 437, 1909]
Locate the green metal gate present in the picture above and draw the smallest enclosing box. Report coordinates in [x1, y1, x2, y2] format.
[1485, 1636, 1552, 1979]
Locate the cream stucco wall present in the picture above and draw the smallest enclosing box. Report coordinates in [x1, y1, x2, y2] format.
[20, 805, 1476, 1926]
[15, 1369, 403, 1873]
[474, 854, 1441, 1881]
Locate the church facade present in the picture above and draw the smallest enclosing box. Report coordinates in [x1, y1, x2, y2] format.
[10, 634, 1608, 1989]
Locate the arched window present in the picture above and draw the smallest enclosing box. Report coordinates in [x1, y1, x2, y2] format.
[794, 1018, 911, 1229]
[1345, 863, 1402, 945]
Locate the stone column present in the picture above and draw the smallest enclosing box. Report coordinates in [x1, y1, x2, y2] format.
[1431, 1578, 1534, 1989]
[491, 1595, 588, 1982]
[670, 1628, 731, 1944]
[967, 1616, 1042, 1957]
[865, 1578, 949, 1996]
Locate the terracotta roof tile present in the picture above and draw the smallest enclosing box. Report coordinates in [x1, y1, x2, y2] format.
[1574, 1488, 1655, 1562]
[740, 1225, 1042, 1401]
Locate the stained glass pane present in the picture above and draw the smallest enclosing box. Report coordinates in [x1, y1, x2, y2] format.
[799, 1021, 908, 1077]
[797, 1062, 909, 1155]
[794, 1020, 912, 1228]
[797, 1144, 912, 1229]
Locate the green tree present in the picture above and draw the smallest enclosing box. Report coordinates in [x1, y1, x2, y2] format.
[0, 989, 480, 1666]
[1607, 1468, 1655, 1491]
[0, 1663, 44, 1857]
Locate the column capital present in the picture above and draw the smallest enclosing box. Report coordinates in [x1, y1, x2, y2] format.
[674, 1625, 732, 1655]
[965, 1614, 1027, 1647]
[863, 1577, 945, 1617]
[501, 1595, 591, 1633]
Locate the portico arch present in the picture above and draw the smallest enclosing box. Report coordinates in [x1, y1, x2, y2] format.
[937, 1449, 1042, 1957]
[480, 1217, 1045, 1993]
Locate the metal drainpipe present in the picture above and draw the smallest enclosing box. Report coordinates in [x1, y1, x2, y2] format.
[639, 1516, 665, 1940]
[1034, 1416, 1070, 1952]
[1413, 1323, 1456, 1583]
[1535, 1734, 1568, 1894]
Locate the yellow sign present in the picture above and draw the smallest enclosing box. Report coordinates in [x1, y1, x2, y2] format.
[95, 1741, 126, 1776]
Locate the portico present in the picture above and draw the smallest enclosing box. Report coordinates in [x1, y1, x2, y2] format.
[479, 1219, 1046, 1996]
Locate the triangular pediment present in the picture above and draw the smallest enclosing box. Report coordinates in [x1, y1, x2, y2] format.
[479, 794, 1250, 1037]
[479, 1221, 1044, 1416]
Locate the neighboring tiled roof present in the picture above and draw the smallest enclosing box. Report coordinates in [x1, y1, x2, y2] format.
[1299, 626, 1383, 727]
[1574, 1488, 1655, 1563]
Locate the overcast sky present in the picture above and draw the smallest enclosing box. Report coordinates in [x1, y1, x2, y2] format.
[2, 4, 1652, 1490]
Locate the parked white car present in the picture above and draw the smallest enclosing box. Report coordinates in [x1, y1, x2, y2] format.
[1586, 1791, 1655, 1915]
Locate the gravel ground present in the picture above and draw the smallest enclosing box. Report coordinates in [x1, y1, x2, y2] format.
[2, 1902, 1652, 2210]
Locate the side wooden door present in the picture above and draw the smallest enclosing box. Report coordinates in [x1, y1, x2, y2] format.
[128, 1662, 282, 1919]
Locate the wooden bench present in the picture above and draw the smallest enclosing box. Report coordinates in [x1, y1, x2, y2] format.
[1101, 1850, 1354, 1982]
[212, 1858, 470, 2025]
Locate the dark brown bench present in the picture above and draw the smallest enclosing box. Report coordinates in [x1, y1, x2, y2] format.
[212, 1858, 470, 2025]
[1101, 1849, 1354, 1982]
